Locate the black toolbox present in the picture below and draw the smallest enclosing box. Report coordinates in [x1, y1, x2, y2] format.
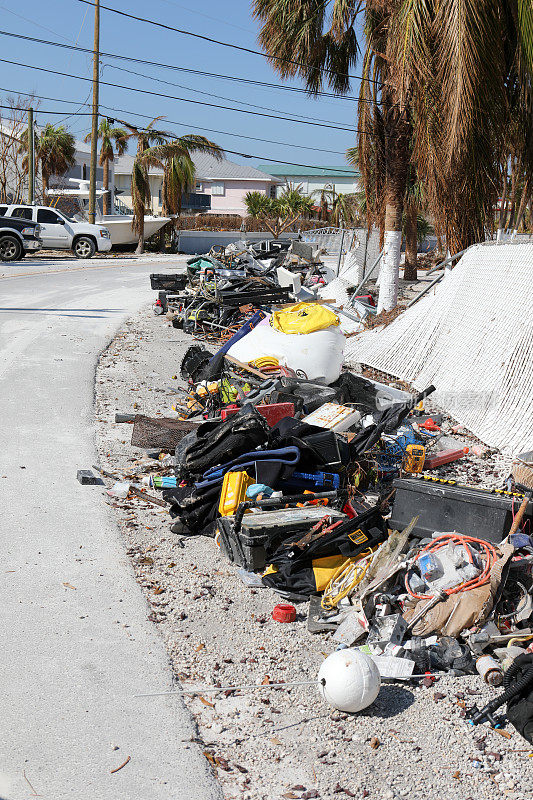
[217, 507, 346, 571]
[390, 475, 533, 543]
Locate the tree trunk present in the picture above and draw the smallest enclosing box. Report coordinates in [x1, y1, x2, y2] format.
[497, 168, 508, 239]
[505, 158, 519, 232]
[379, 215, 385, 250]
[513, 181, 530, 234]
[42, 172, 49, 204]
[377, 108, 410, 313]
[135, 212, 145, 255]
[403, 203, 418, 281]
[378, 203, 403, 312]
[103, 158, 109, 216]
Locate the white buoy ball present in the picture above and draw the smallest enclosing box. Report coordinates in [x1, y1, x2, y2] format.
[318, 649, 381, 713]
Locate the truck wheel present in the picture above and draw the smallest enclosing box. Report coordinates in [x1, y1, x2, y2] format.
[73, 236, 96, 259]
[0, 235, 23, 261]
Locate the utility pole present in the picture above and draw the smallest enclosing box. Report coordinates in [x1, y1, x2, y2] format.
[89, 0, 100, 224]
[28, 107, 35, 204]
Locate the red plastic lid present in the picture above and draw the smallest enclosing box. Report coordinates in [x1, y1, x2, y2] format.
[272, 603, 296, 623]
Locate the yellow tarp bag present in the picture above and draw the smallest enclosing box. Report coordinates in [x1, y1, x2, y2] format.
[311, 555, 350, 591]
[264, 555, 348, 592]
[270, 302, 340, 335]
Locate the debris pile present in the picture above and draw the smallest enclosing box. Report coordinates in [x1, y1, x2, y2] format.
[92, 237, 533, 756]
[152, 239, 375, 340]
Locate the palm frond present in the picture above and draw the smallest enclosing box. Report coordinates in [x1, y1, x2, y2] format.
[253, 0, 360, 94]
[164, 154, 196, 215]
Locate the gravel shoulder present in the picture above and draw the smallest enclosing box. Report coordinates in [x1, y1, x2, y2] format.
[94, 305, 533, 800]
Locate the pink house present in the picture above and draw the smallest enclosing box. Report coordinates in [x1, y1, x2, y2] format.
[113, 152, 281, 217]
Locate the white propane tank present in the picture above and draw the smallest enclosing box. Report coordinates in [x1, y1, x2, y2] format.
[318, 649, 381, 713]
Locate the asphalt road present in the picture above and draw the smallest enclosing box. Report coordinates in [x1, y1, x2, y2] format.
[0, 257, 222, 800]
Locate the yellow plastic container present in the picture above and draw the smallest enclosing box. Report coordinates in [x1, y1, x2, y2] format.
[218, 471, 255, 517]
[403, 444, 426, 473]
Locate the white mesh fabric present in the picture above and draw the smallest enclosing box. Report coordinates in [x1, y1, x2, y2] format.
[317, 278, 364, 335]
[344, 242, 533, 454]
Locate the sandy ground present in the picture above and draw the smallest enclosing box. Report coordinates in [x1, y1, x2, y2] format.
[94, 306, 533, 800]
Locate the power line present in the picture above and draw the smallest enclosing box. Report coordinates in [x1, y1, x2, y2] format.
[0, 28, 358, 103]
[0, 55, 358, 132]
[75, 0, 371, 85]
[0, 4, 74, 42]
[98, 108, 347, 155]
[153, 0, 255, 36]
[0, 102, 359, 173]
[0, 84, 348, 155]
[0, 103, 90, 115]
[104, 64, 349, 126]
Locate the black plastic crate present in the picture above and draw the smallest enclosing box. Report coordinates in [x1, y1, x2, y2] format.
[390, 475, 533, 543]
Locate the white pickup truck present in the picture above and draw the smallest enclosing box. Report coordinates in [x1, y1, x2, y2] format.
[0, 204, 112, 258]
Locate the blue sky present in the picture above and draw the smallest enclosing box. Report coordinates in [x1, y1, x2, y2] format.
[0, 0, 362, 171]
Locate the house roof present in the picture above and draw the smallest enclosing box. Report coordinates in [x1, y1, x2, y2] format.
[255, 163, 359, 178]
[114, 151, 281, 182]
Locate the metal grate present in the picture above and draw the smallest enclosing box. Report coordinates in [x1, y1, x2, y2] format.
[131, 415, 199, 450]
[302, 227, 355, 256]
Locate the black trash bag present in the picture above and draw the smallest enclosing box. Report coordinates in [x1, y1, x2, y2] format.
[262, 506, 387, 597]
[428, 637, 474, 674]
[270, 390, 305, 414]
[505, 654, 533, 744]
[331, 372, 384, 413]
[348, 385, 436, 459]
[175, 429, 201, 474]
[268, 418, 348, 476]
[181, 404, 271, 477]
[378, 385, 435, 434]
[180, 345, 214, 383]
[278, 378, 341, 413]
[163, 483, 221, 536]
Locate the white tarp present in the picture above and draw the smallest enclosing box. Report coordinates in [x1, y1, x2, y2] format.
[227, 313, 345, 385]
[344, 242, 533, 455]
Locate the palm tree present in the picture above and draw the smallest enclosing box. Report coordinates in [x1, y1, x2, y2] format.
[84, 119, 127, 215]
[389, 1, 533, 253]
[140, 135, 224, 251]
[161, 154, 195, 218]
[245, 186, 314, 237]
[277, 186, 315, 221]
[142, 135, 224, 216]
[243, 190, 269, 218]
[331, 193, 359, 227]
[312, 183, 336, 222]
[120, 119, 224, 253]
[256, 2, 533, 284]
[253, 1, 409, 312]
[20, 123, 76, 200]
[118, 117, 170, 254]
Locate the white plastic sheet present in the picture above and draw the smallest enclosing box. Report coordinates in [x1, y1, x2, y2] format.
[227, 314, 345, 385]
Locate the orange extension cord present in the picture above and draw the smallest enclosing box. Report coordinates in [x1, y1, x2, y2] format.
[405, 533, 498, 601]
